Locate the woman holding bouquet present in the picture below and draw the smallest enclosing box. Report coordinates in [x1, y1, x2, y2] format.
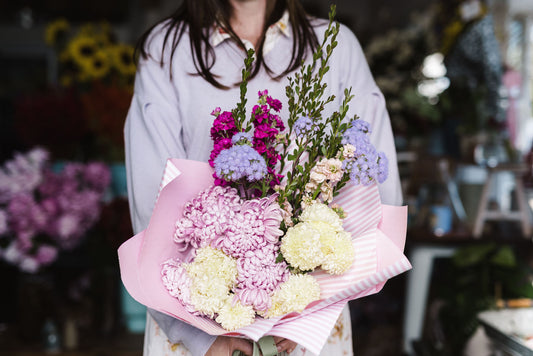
[124, 0, 402, 355]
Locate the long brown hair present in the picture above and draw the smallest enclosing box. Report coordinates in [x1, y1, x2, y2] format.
[136, 0, 319, 89]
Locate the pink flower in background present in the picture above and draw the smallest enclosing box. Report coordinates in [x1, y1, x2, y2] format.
[84, 162, 112, 192]
[0, 210, 7, 235]
[0, 148, 110, 272]
[0, 148, 48, 203]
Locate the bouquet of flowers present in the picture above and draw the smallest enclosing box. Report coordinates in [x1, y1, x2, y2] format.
[0, 148, 110, 273]
[119, 7, 410, 353]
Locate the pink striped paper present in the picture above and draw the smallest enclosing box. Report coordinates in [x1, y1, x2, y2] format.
[118, 158, 411, 355]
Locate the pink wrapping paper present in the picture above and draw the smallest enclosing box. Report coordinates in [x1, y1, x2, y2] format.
[118, 159, 411, 354]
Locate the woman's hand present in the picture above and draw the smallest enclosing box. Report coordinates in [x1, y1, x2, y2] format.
[205, 336, 254, 356]
[273, 337, 298, 354]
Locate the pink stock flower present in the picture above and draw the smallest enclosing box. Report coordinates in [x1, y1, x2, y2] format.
[210, 111, 238, 142]
[266, 96, 282, 112]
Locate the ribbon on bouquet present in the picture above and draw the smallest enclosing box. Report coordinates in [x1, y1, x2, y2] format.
[232, 336, 279, 356]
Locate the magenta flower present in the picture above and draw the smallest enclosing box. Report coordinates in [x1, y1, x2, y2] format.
[210, 111, 238, 142]
[266, 96, 282, 112]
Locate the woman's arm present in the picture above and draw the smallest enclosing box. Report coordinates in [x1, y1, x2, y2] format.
[124, 28, 217, 355]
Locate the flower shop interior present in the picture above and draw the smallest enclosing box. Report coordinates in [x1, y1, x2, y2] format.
[1, 0, 533, 355]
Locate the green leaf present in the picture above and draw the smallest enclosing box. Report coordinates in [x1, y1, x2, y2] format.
[452, 243, 496, 268]
[489, 246, 516, 267]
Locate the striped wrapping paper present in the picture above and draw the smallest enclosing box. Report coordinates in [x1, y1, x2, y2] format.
[118, 158, 411, 355]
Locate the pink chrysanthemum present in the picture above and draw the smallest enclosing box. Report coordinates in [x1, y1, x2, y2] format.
[234, 247, 289, 312]
[212, 195, 283, 258]
[161, 259, 198, 314]
[174, 186, 242, 252]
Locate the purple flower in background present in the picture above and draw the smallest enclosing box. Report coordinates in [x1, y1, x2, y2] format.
[0, 148, 110, 272]
[84, 162, 111, 192]
[0, 210, 7, 235]
[214, 145, 268, 182]
[36, 245, 58, 265]
[0, 147, 49, 204]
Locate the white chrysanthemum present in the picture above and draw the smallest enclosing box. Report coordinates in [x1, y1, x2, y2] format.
[185, 246, 237, 317]
[280, 222, 323, 271]
[320, 230, 355, 274]
[215, 298, 256, 331]
[264, 274, 320, 318]
[299, 203, 343, 231]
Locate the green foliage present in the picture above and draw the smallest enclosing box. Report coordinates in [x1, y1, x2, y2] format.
[434, 243, 533, 354]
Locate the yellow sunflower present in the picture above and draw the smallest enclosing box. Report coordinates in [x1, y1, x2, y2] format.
[45, 18, 70, 46]
[68, 34, 99, 68]
[79, 49, 111, 80]
[110, 44, 136, 77]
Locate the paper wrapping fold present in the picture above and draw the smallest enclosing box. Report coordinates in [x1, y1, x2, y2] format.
[118, 158, 411, 355]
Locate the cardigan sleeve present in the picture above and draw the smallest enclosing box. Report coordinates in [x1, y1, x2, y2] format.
[123, 27, 217, 356]
[334, 24, 403, 206]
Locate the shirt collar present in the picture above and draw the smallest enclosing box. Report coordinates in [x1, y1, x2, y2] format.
[209, 10, 290, 53]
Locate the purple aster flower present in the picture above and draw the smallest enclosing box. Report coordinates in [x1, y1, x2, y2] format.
[231, 132, 253, 145]
[377, 152, 389, 183]
[209, 137, 232, 168]
[342, 123, 389, 185]
[293, 115, 315, 138]
[351, 119, 372, 133]
[214, 145, 268, 182]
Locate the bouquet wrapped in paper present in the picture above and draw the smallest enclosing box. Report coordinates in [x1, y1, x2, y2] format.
[119, 7, 410, 354]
